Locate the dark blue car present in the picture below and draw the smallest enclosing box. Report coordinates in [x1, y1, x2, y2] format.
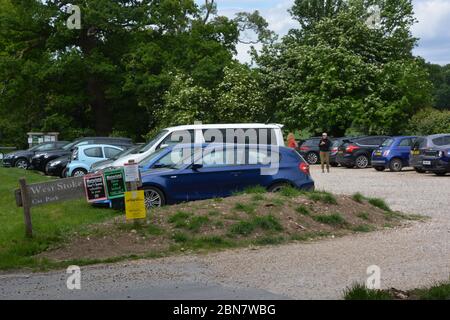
[371, 136, 418, 172]
[421, 134, 450, 176]
[140, 144, 314, 208]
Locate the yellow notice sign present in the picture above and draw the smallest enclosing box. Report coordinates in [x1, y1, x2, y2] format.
[125, 190, 146, 220]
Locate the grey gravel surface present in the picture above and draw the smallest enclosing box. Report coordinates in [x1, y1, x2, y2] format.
[0, 166, 448, 300]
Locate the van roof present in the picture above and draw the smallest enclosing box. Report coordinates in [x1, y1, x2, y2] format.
[164, 123, 284, 131]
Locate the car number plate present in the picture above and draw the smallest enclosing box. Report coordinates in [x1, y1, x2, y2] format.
[338, 151, 343, 154]
[412, 151, 420, 155]
[423, 161, 431, 166]
[375, 151, 382, 156]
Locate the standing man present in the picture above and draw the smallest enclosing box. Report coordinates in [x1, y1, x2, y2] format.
[319, 133, 332, 173]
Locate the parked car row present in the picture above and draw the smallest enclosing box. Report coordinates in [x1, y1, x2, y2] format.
[297, 133, 450, 176]
[3, 124, 317, 208]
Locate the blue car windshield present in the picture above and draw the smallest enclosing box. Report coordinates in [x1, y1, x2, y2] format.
[382, 139, 394, 147]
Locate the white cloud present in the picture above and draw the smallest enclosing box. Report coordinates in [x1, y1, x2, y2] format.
[412, 0, 450, 39]
[411, 0, 450, 64]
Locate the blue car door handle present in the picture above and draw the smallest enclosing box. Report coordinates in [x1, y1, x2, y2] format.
[170, 176, 177, 179]
[231, 171, 242, 177]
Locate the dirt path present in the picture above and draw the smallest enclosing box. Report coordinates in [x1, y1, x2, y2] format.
[0, 167, 448, 299]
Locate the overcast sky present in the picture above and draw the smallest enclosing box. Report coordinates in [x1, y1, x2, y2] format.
[207, 0, 450, 65]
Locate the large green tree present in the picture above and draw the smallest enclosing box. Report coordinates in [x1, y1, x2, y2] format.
[425, 63, 450, 110]
[0, 0, 242, 146]
[257, 0, 432, 136]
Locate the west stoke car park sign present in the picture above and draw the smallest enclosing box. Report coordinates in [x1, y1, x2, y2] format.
[16, 176, 85, 208]
[15, 176, 86, 238]
[15, 165, 144, 238]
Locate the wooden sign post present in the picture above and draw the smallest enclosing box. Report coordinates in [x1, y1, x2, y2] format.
[19, 178, 33, 238]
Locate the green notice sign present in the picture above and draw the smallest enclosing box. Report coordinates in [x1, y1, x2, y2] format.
[104, 169, 126, 199]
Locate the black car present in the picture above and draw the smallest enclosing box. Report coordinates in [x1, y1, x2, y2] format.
[336, 136, 390, 169]
[31, 137, 134, 174]
[330, 137, 355, 167]
[412, 134, 450, 176]
[2, 141, 69, 169]
[45, 155, 71, 178]
[298, 137, 333, 165]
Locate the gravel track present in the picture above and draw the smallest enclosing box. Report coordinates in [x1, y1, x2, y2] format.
[0, 166, 448, 299]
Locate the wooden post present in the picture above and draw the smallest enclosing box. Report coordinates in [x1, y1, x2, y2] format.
[19, 178, 33, 238]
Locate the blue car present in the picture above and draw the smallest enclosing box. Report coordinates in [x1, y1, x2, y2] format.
[371, 136, 418, 172]
[140, 144, 315, 208]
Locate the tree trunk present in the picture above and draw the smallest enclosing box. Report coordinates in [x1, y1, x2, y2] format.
[78, 28, 113, 136]
[87, 77, 112, 136]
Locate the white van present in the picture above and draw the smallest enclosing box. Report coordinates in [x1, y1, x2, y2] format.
[96, 123, 285, 170]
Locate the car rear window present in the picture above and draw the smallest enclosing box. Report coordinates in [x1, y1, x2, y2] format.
[432, 136, 450, 146]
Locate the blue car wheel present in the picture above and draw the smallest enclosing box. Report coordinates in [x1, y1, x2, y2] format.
[144, 187, 165, 208]
[389, 158, 403, 172]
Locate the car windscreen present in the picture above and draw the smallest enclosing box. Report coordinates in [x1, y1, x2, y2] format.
[62, 141, 79, 151]
[138, 130, 168, 153]
[111, 145, 140, 160]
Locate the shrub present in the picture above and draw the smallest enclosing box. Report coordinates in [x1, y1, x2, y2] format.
[172, 232, 189, 243]
[234, 203, 256, 214]
[229, 215, 283, 236]
[351, 224, 375, 233]
[314, 213, 347, 226]
[352, 193, 365, 203]
[243, 186, 267, 194]
[344, 284, 393, 300]
[357, 212, 370, 221]
[308, 191, 337, 205]
[368, 198, 391, 212]
[296, 205, 311, 216]
[280, 186, 303, 197]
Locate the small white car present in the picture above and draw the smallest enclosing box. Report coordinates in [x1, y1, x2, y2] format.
[66, 144, 124, 177]
[95, 123, 285, 171]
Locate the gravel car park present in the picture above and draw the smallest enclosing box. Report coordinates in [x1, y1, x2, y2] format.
[0, 166, 448, 300]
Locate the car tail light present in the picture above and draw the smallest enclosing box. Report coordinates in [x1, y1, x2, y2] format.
[300, 146, 310, 151]
[346, 145, 360, 153]
[299, 162, 310, 175]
